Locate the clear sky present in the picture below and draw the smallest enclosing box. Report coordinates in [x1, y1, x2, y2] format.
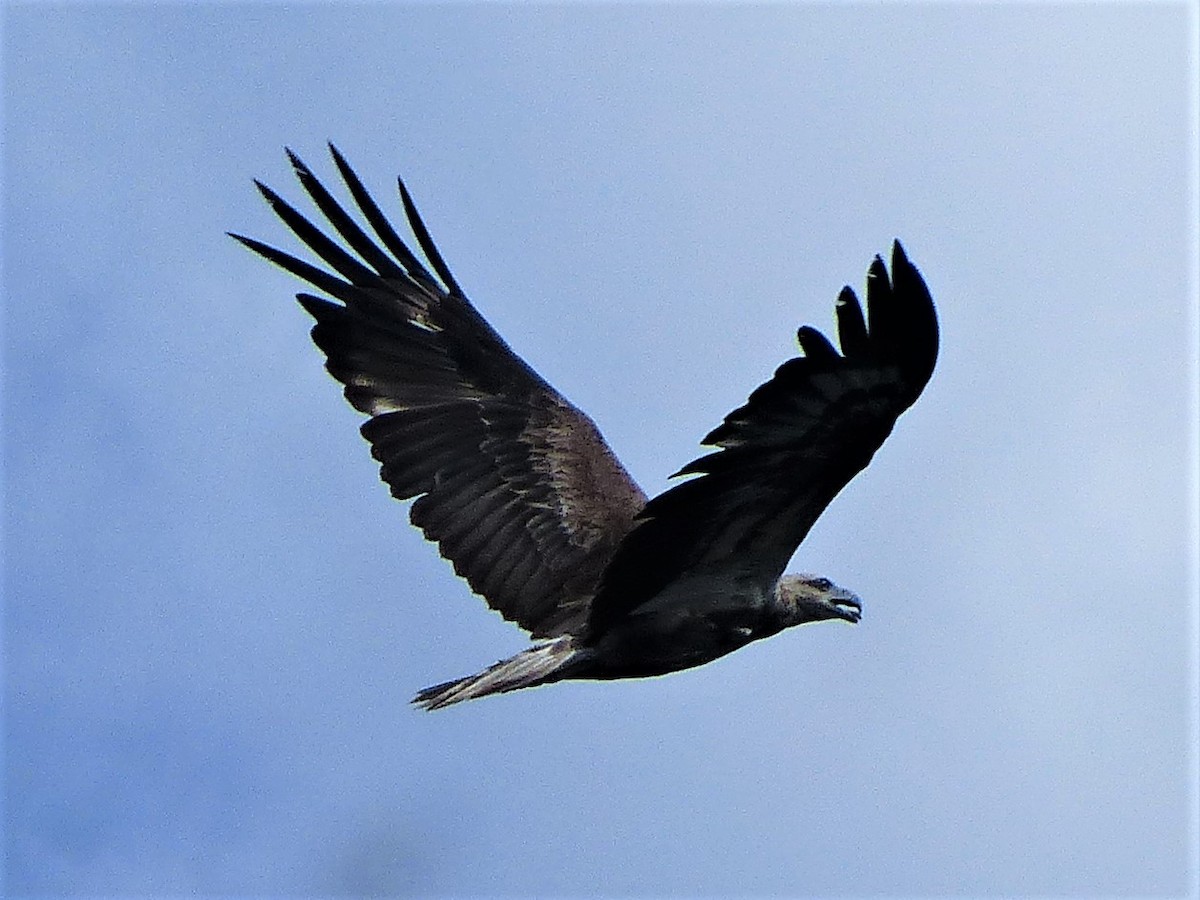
[4, 3, 1197, 896]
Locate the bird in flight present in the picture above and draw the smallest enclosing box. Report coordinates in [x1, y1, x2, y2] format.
[232, 146, 939, 710]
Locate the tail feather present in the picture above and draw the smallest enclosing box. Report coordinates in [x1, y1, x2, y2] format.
[413, 637, 579, 710]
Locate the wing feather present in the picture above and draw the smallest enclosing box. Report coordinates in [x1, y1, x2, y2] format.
[586, 242, 938, 637]
[327, 143, 440, 289]
[234, 148, 647, 637]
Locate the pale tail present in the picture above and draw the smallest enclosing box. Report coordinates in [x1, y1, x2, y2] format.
[413, 637, 580, 710]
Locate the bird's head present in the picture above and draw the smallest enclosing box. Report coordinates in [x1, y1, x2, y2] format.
[776, 574, 862, 626]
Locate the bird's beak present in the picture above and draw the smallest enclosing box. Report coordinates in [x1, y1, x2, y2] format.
[833, 593, 863, 623]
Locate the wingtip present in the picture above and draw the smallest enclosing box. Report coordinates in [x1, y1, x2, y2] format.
[327, 141, 349, 168]
[228, 230, 259, 250]
[396, 173, 414, 205]
[867, 253, 889, 284]
[889, 239, 930, 293]
[326, 142, 359, 187]
[284, 146, 311, 177]
[795, 324, 839, 361]
[227, 230, 276, 255]
[253, 178, 283, 207]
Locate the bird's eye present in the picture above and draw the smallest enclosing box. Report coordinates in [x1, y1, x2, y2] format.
[811, 577, 832, 591]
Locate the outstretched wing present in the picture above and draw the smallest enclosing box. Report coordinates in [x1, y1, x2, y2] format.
[231, 146, 646, 638]
[587, 242, 937, 637]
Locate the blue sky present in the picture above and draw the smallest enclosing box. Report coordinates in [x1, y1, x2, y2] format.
[4, 3, 1197, 896]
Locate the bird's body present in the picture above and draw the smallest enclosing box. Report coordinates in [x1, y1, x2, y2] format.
[587, 567, 778, 678]
[233, 146, 938, 709]
[413, 574, 859, 708]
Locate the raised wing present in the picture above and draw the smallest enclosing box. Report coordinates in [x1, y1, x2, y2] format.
[586, 242, 938, 637]
[231, 146, 646, 638]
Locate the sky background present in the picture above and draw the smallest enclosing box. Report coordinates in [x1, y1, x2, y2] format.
[4, 3, 1198, 897]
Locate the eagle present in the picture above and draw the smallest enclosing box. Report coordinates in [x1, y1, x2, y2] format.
[231, 146, 939, 710]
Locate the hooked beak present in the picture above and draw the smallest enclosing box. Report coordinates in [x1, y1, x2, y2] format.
[832, 592, 863, 624]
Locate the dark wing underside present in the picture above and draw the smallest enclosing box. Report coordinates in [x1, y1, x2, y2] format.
[231, 146, 645, 638]
[586, 243, 938, 637]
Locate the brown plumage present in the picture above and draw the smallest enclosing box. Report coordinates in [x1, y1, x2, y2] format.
[231, 146, 938, 709]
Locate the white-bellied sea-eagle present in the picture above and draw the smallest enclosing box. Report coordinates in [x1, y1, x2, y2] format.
[231, 147, 939, 710]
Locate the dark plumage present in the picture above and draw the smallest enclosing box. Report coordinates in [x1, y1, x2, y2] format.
[231, 146, 939, 709]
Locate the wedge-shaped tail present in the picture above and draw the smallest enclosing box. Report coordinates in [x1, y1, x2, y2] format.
[413, 637, 581, 710]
